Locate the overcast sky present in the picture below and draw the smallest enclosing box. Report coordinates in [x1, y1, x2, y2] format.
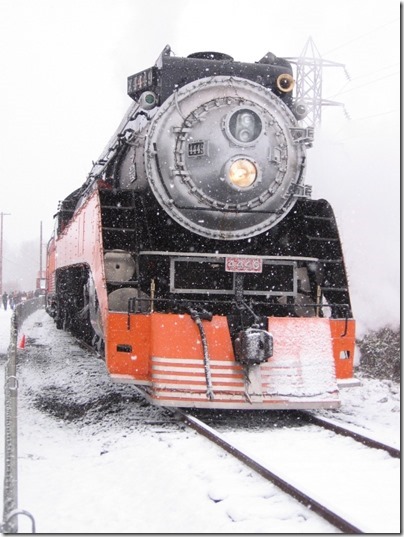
[0, 0, 400, 332]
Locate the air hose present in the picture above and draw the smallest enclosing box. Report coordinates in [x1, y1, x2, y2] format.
[188, 308, 214, 400]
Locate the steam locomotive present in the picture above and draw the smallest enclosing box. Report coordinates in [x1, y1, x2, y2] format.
[46, 45, 356, 409]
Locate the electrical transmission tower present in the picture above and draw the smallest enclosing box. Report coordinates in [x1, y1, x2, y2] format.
[285, 37, 351, 128]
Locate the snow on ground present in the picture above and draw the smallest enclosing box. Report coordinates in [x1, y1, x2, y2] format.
[0, 307, 400, 533]
[222, 422, 399, 533]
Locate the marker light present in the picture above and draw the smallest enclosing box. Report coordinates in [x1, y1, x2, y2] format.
[228, 109, 262, 144]
[276, 73, 295, 93]
[228, 159, 257, 188]
[139, 91, 157, 110]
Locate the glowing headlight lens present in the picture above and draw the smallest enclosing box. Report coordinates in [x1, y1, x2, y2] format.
[228, 159, 257, 188]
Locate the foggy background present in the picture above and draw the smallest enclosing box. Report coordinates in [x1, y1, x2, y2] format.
[0, 0, 400, 335]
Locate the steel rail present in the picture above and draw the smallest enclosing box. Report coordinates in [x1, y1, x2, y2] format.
[295, 411, 400, 458]
[74, 350, 395, 532]
[170, 407, 365, 534]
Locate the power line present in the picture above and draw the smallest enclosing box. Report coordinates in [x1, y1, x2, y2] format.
[324, 18, 400, 55]
[347, 110, 395, 122]
[331, 109, 396, 138]
[329, 62, 399, 95]
[348, 62, 399, 81]
[328, 71, 399, 99]
[3, 254, 39, 266]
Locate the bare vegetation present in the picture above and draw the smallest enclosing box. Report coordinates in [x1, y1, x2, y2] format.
[357, 327, 400, 382]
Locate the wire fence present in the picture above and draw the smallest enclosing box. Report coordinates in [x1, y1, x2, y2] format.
[1, 296, 44, 534]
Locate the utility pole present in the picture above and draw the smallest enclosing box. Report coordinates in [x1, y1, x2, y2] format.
[40, 220, 43, 280]
[37, 220, 46, 292]
[0, 212, 11, 297]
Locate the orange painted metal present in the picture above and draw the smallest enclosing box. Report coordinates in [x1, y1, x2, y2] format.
[108, 312, 342, 409]
[45, 237, 56, 294]
[106, 312, 151, 381]
[330, 319, 356, 379]
[54, 190, 109, 331]
[150, 313, 235, 361]
[105, 312, 236, 379]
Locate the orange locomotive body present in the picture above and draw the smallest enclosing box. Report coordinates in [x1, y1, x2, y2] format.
[46, 46, 357, 409]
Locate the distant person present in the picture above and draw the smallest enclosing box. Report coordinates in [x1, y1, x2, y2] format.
[2, 291, 8, 310]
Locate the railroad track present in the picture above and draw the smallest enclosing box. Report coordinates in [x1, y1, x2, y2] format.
[77, 337, 399, 457]
[171, 407, 364, 533]
[75, 342, 399, 533]
[294, 410, 400, 458]
[6, 311, 399, 533]
[156, 401, 399, 534]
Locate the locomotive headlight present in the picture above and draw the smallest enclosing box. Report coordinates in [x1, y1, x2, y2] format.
[228, 159, 257, 188]
[227, 109, 262, 145]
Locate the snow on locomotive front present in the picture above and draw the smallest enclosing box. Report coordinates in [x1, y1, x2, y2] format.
[47, 45, 357, 409]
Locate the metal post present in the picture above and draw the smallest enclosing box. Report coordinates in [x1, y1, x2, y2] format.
[0, 213, 11, 297]
[39, 221, 43, 283]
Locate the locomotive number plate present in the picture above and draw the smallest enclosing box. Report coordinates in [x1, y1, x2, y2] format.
[225, 257, 263, 273]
